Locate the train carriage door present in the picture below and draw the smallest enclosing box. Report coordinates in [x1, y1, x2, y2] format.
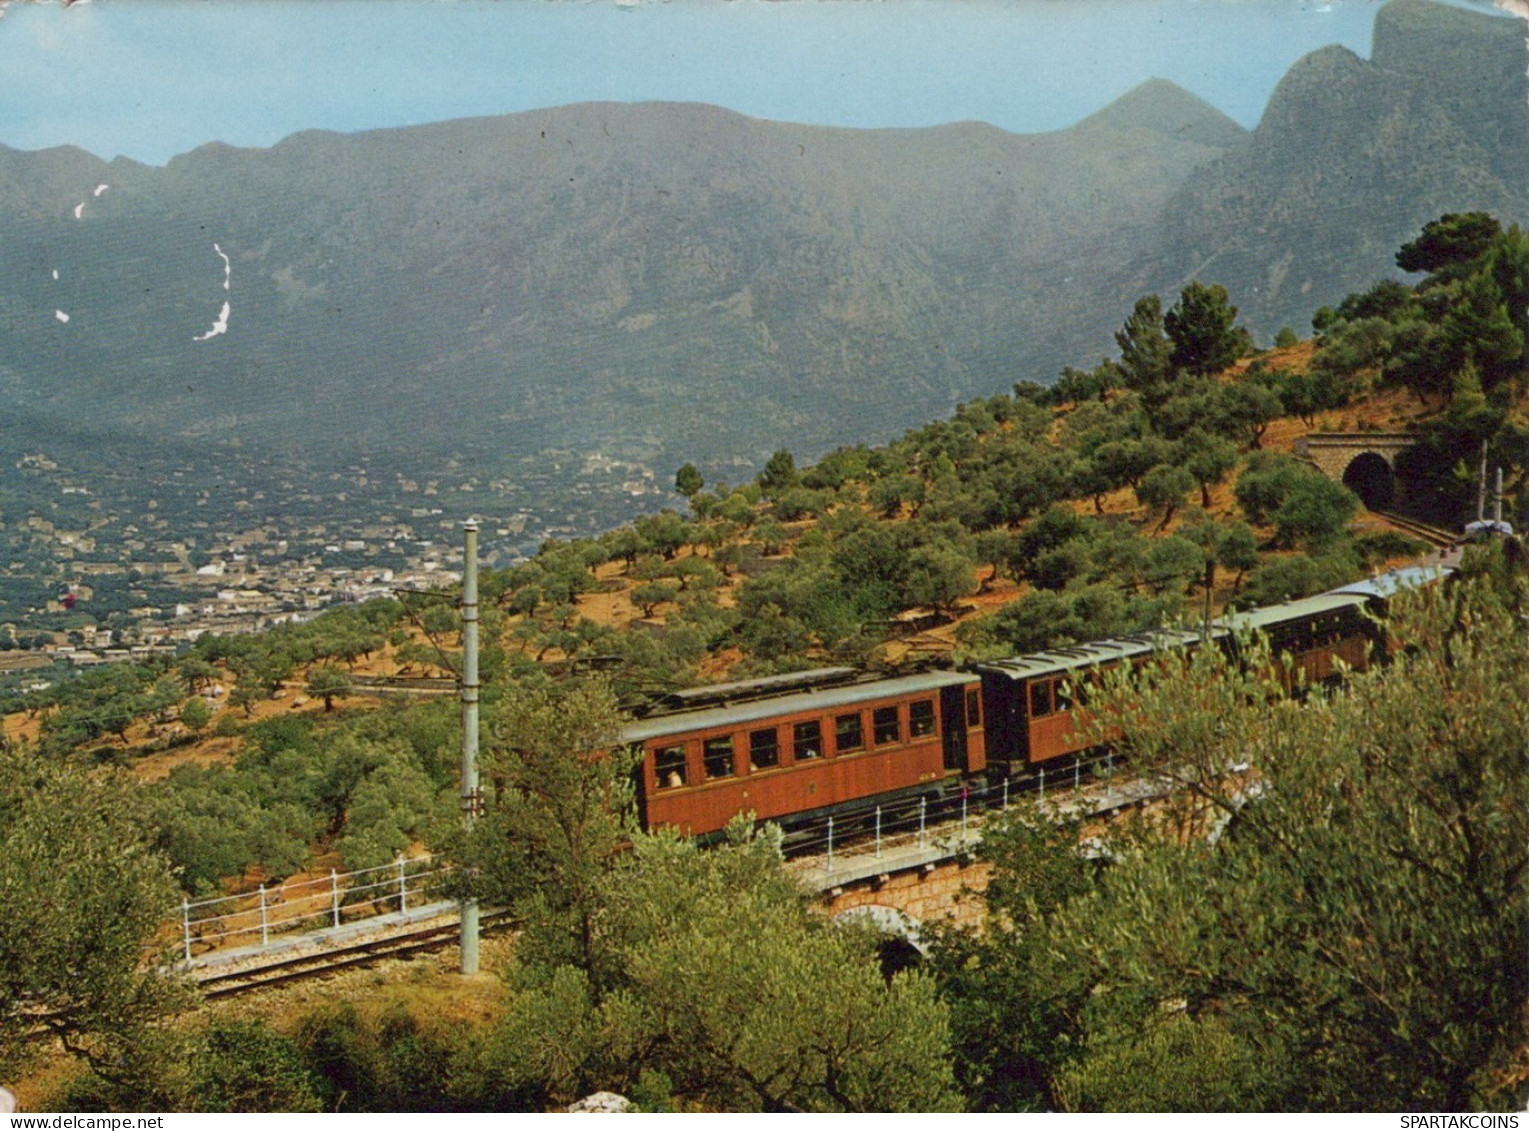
[940, 685, 968, 771]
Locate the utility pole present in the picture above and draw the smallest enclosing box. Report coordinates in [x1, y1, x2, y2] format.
[1477, 439, 1489, 523]
[459, 519, 481, 975]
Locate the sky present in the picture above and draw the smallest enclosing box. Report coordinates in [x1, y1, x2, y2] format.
[0, 0, 1518, 167]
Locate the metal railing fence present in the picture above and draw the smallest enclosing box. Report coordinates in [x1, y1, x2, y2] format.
[175, 854, 451, 963]
[781, 751, 1113, 867]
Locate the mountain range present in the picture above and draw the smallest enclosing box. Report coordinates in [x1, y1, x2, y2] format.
[0, 0, 1524, 529]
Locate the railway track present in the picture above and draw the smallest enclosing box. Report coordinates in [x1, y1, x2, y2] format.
[194, 910, 515, 1000]
[1372, 509, 1458, 549]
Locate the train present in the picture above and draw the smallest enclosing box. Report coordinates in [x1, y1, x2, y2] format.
[620, 566, 1442, 839]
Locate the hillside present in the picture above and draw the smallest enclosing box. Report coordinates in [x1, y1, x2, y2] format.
[0, 326, 1458, 767]
[1155, 0, 1529, 338]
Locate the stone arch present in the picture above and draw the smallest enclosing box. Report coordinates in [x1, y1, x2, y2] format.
[1341, 451, 1396, 509]
[832, 904, 927, 978]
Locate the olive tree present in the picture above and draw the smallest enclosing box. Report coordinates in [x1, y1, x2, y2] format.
[0, 750, 190, 1087]
[483, 825, 962, 1112]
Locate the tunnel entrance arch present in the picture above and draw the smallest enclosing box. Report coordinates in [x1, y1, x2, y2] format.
[1342, 451, 1396, 509]
[1295, 432, 1414, 509]
[832, 905, 927, 979]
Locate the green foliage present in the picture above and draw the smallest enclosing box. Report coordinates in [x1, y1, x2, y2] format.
[1051, 363, 1117, 405]
[192, 1021, 325, 1113]
[29, 662, 166, 755]
[1135, 463, 1195, 529]
[305, 664, 353, 711]
[1269, 474, 1360, 550]
[1234, 551, 1359, 608]
[1143, 534, 1204, 593]
[902, 544, 978, 614]
[771, 485, 831, 522]
[1181, 514, 1261, 593]
[1258, 363, 1346, 426]
[460, 681, 636, 973]
[1234, 454, 1360, 550]
[674, 462, 704, 498]
[150, 764, 317, 893]
[957, 583, 1171, 658]
[1072, 581, 1526, 1109]
[1114, 294, 1173, 397]
[179, 696, 211, 733]
[1054, 1013, 1286, 1112]
[926, 807, 1098, 1110]
[1209, 380, 1282, 450]
[335, 739, 452, 873]
[1312, 215, 1529, 416]
[1177, 429, 1239, 506]
[944, 579, 1529, 1111]
[147, 712, 459, 895]
[480, 826, 962, 1112]
[0, 750, 189, 1085]
[757, 448, 799, 497]
[754, 518, 791, 555]
[631, 580, 680, 618]
[867, 472, 924, 517]
[632, 511, 695, 561]
[801, 445, 876, 491]
[1164, 281, 1252, 377]
[1353, 529, 1428, 567]
[1396, 211, 1503, 275]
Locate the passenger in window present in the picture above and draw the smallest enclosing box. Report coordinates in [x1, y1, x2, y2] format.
[793, 720, 822, 760]
[655, 745, 687, 789]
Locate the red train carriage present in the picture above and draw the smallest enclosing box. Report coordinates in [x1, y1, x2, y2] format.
[975, 628, 1205, 776]
[617, 567, 1438, 839]
[975, 576, 1420, 778]
[623, 670, 986, 838]
[1221, 590, 1378, 694]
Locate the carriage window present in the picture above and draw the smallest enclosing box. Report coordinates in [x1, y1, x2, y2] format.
[966, 689, 981, 726]
[1030, 679, 1054, 717]
[703, 736, 734, 779]
[654, 744, 687, 789]
[749, 727, 780, 771]
[793, 720, 822, 760]
[835, 713, 864, 753]
[909, 699, 936, 737]
[873, 706, 901, 745]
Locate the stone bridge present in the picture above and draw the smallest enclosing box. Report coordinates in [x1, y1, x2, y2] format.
[1293, 431, 1418, 509]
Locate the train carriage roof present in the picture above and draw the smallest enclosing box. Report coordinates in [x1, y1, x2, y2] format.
[658, 666, 858, 709]
[976, 626, 1210, 684]
[1218, 590, 1369, 635]
[1328, 564, 1446, 600]
[619, 669, 977, 744]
